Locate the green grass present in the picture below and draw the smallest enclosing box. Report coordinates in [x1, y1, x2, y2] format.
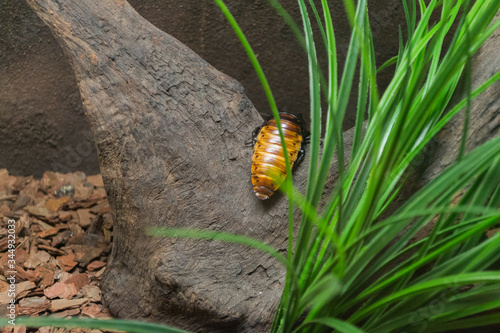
[0, 317, 188, 332]
[213, 0, 500, 332]
[9, 0, 500, 332]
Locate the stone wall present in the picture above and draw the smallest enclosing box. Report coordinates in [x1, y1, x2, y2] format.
[0, 0, 404, 176]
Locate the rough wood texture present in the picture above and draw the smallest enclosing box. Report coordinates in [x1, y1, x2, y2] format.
[25, 1, 300, 331]
[26, 0, 500, 332]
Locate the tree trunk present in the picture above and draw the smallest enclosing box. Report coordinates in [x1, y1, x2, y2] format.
[26, 0, 500, 332]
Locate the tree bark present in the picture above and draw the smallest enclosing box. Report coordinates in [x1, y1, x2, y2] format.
[25, 0, 500, 332]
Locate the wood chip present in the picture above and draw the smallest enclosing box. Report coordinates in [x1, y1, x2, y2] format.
[12, 176, 31, 192]
[51, 307, 81, 318]
[86, 260, 106, 271]
[0, 291, 10, 305]
[8, 265, 39, 282]
[87, 214, 104, 235]
[62, 283, 78, 300]
[0, 280, 9, 293]
[34, 264, 55, 289]
[11, 195, 31, 212]
[58, 211, 72, 223]
[68, 222, 85, 239]
[44, 281, 78, 300]
[23, 206, 58, 222]
[94, 267, 106, 278]
[0, 238, 8, 252]
[52, 230, 72, 247]
[86, 175, 104, 188]
[40, 171, 65, 193]
[81, 303, 103, 318]
[64, 172, 86, 187]
[15, 281, 36, 299]
[0, 168, 8, 180]
[89, 201, 110, 215]
[0, 194, 16, 202]
[72, 245, 104, 267]
[33, 218, 54, 231]
[94, 307, 112, 319]
[57, 254, 78, 271]
[64, 273, 90, 290]
[45, 196, 71, 212]
[90, 189, 107, 201]
[37, 244, 67, 256]
[44, 282, 66, 299]
[0, 204, 10, 215]
[82, 285, 101, 302]
[18, 296, 51, 315]
[66, 199, 100, 210]
[73, 184, 94, 202]
[102, 213, 113, 229]
[24, 250, 51, 269]
[50, 297, 88, 312]
[77, 209, 94, 228]
[38, 226, 60, 238]
[103, 228, 112, 243]
[57, 271, 73, 283]
[12, 248, 28, 266]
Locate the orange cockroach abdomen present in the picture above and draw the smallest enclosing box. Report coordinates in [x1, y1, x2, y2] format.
[251, 113, 308, 200]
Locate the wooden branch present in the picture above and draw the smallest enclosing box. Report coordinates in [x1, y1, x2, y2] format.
[26, 0, 500, 331]
[25, 0, 309, 331]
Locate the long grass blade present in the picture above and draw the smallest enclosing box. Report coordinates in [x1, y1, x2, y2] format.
[0, 317, 187, 333]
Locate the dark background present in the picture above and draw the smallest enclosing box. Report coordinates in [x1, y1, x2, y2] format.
[0, 0, 405, 177]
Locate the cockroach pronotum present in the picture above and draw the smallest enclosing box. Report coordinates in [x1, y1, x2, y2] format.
[251, 112, 309, 200]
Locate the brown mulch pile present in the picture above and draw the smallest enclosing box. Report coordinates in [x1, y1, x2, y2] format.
[0, 169, 115, 333]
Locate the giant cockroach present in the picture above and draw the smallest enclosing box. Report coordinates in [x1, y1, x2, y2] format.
[251, 113, 308, 200]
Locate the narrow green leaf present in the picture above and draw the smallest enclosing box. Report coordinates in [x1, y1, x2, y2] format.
[295, 317, 365, 333]
[0, 317, 187, 333]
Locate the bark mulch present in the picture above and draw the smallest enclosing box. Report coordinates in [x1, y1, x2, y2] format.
[0, 169, 115, 333]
